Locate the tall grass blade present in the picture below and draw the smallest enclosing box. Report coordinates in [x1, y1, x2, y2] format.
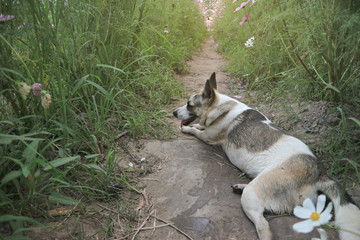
[43, 156, 80, 171]
[49, 192, 80, 205]
[1, 171, 22, 187]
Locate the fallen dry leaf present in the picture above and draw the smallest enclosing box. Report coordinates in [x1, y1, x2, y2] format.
[47, 207, 73, 217]
[135, 195, 145, 212]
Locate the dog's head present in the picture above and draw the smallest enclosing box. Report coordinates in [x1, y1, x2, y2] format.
[173, 72, 217, 127]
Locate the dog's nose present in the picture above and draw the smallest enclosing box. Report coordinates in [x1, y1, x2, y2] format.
[173, 110, 178, 118]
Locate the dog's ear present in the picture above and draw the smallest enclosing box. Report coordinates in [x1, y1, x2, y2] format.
[209, 72, 217, 90]
[203, 79, 215, 99]
[203, 73, 217, 99]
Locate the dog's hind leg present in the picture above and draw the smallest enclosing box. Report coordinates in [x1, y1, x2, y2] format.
[241, 184, 272, 240]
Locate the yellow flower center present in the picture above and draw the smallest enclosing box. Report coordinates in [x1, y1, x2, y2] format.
[310, 212, 320, 221]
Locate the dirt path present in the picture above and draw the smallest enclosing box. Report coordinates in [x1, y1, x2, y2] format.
[130, 37, 339, 240]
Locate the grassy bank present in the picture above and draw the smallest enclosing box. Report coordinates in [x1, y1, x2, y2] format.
[212, 0, 360, 181]
[0, 0, 207, 237]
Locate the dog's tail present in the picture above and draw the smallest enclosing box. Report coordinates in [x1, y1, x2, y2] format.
[318, 179, 360, 240]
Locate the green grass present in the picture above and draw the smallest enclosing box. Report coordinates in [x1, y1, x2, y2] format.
[214, 0, 360, 104]
[213, 0, 360, 182]
[0, 0, 207, 238]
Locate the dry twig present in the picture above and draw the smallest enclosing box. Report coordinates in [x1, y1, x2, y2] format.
[142, 178, 161, 182]
[151, 214, 194, 240]
[96, 203, 118, 215]
[135, 195, 145, 212]
[131, 210, 154, 240]
[141, 188, 149, 206]
[136, 223, 171, 231]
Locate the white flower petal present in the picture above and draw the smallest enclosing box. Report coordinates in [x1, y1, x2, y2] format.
[294, 206, 313, 219]
[312, 220, 322, 227]
[317, 228, 328, 240]
[303, 198, 316, 212]
[319, 213, 332, 225]
[293, 219, 315, 233]
[319, 202, 333, 224]
[322, 202, 333, 215]
[316, 195, 326, 213]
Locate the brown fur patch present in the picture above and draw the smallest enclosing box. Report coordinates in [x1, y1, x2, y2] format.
[227, 109, 284, 152]
[254, 154, 321, 212]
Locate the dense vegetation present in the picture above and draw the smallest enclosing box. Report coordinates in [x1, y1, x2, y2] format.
[0, 0, 207, 237]
[214, 0, 360, 105]
[213, 0, 360, 180]
[1, 0, 360, 238]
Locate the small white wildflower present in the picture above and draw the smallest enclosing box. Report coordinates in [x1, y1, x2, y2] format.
[128, 162, 134, 168]
[140, 157, 146, 162]
[18, 82, 31, 99]
[293, 195, 333, 233]
[41, 93, 52, 109]
[244, 41, 253, 48]
[244, 36, 255, 48]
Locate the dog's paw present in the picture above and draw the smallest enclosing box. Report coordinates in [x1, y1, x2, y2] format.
[231, 184, 247, 195]
[181, 125, 193, 133]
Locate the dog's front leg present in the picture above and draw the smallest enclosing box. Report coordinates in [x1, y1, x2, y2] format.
[192, 124, 205, 130]
[182, 126, 215, 145]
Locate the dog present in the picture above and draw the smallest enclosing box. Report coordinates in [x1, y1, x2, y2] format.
[173, 72, 360, 240]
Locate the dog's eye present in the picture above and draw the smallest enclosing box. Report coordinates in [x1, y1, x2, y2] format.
[187, 101, 194, 108]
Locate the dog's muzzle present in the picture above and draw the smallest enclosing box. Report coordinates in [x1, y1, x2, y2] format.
[173, 110, 197, 127]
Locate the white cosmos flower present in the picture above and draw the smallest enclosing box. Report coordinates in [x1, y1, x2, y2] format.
[293, 194, 333, 233]
[312, 228, 328, 240]
[244, 41, 253, 47]
[244, 36, 255, 48]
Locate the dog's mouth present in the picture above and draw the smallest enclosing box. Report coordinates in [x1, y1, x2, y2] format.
[181, 115, 197, 127]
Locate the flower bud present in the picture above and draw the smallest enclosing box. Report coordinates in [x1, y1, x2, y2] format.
[32, 83, 44, 97]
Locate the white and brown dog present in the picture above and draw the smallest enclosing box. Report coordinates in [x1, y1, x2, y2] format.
[173, 73, 360, 240]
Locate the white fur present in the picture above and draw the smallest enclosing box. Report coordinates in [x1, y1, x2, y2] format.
[224, 135, 313, 178]
[175, 105, 193, 120]
[335, 202, 360, 240]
